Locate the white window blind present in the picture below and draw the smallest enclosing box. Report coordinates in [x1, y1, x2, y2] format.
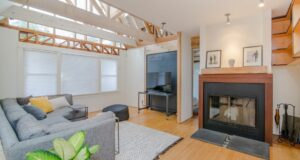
[101, 59, 117, 92]
[61, 54, 99, 95]
[24, 50, 58, 96]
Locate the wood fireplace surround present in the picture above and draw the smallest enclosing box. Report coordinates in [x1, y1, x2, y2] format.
[198, 73, 273, 144]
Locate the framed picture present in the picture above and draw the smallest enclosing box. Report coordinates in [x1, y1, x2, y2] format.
[206, 50, 221, 68]
[243, 46, 263, 67]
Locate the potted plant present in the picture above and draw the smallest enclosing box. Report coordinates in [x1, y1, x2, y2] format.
[26, 131, 100, 160]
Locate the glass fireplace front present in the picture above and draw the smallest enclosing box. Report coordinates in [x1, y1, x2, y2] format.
[209, 96, 256, 128]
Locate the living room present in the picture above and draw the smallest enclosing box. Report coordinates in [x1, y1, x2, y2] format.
[0, 0, 300, 160]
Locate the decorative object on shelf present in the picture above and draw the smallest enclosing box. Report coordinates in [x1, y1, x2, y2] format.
[243, 46, 263, 67]
[228, 59, 235, 67]
[206, 50, 221, 68]
[25, 131, 100, 160]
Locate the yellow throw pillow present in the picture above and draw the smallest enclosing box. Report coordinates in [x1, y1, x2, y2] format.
[29, 97, 54, 113]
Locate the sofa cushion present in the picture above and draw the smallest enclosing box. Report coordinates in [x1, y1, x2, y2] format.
[40, 116, 70, 126]
[49, 96, 70, 110]
[46, 122, 72, 133]
[47, 107, 73, 118]
[29, 97, 54, 113]
[16, 96, 32, 106]
[23, 105, 47, 120]
[48, 94, 73, 105]
[46, 112, 114, 134]
[0, 104, 19, 148]
[1, 99, 28, 128]
[15, 114, 47, 141]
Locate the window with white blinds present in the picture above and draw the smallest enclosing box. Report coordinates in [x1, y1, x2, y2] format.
[61, 54, 99, 95]
[24, 50, 58, 96]
[101, 59, 118, 92]
[23, 50, 118, 96]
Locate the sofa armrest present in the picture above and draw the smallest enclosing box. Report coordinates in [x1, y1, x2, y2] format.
[6, 116, 115, 160]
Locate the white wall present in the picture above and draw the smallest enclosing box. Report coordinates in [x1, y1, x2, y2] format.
[0, 27, 126, 112]
[124, 48, 145, 107]
[0, 27, 19, 99]
[180, 33, 193, 122]
[200, 10, 272, 73]
[272, 65, 300, 134]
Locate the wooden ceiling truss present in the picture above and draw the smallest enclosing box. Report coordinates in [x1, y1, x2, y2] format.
[6, 25, 123, 55]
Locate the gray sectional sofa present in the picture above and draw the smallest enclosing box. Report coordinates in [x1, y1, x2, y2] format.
[0, 94, 116, 160]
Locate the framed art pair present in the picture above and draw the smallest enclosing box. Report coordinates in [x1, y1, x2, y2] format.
[206, 46, 263, 68]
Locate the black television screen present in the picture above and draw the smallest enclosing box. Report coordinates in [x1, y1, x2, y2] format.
[147, 73, 158, 89]
[147, 72, 172, 92]
[157, 72, 171, 86]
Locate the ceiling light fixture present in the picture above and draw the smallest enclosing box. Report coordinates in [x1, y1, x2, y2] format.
[225, 13, 231, 25]
[258, 0, 265, 8]
[160, 22, 167, 36]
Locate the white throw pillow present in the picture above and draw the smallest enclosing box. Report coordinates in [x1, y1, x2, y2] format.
[49, 97, 70, 110]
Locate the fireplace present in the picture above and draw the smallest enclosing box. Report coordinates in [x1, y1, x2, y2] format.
[199, 74, 273, 144]
[204, 83, 265, 141]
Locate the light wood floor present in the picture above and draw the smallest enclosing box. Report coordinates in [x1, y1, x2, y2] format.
[92, 107, 300, 160]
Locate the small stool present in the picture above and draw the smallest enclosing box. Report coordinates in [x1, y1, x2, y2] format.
[103, 104, 129, 121]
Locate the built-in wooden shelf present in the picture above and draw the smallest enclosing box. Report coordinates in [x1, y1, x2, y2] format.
[272, 19, 291, 35]
[201, 66, 268, 75]
[293, 1, 300, 56]
[293, 21, 300, 56]
[294, 52, 300, 57]
[289, 57, 300, 66]
[293, 17, 300, 31]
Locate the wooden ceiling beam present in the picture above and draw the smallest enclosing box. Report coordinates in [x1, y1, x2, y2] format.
[1, 6, 137, 46]
[10, 0, 155, 42]
[90, 0, 105, 16]
[155, 34, 177, 43]
[111, 10, 123, 20]
[107, 6, 110, 18]
[0, 17, 8, 25]
[130, 16, 139, 30]
[144, 22, 153, 34]
[65, 0, 74, 5]
[99, 2, 107, 14]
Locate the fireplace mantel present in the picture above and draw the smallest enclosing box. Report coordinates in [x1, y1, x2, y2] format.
[201, 66, 268, 75]
[198, 73, 273, 144]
